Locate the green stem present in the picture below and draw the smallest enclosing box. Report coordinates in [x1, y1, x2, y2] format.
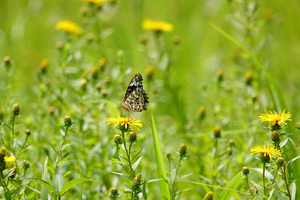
[0, 171, 7, 191]
[246, 175, 255, 197]
[268, 166, 279, 193]
[211, 138, 219, 191]
[121, 131, 133, 172]
[17, 134, 29, 158]
[116, 145, 128, 173]
[171, 158, 182, 200]
[263, 162, 266, 195]
[281, 166, 292, 200]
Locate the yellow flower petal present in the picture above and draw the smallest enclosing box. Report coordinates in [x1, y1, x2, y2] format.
[250, 144, 282, 160]
[107, 116, 142, 131]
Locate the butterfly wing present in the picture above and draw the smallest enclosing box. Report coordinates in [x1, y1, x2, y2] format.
[122, 73, 149, 112]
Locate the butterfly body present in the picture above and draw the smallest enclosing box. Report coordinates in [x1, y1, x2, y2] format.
[122, 73, 149, 112]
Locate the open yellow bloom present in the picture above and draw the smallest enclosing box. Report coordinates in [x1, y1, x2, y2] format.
[259, 109, 291, 127]
[142, 19, 173, 32]
[250, 144, 282, 161]
[55, 20, 82, 35]
[81, 0, 106, 6]
[4, 156, 16, 165]
[108, 116, 142, 131]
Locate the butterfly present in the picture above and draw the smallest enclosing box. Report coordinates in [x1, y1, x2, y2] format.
[121, 73, 149, 112]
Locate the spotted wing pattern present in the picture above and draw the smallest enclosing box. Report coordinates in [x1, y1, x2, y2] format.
[122, 73, 149, 112]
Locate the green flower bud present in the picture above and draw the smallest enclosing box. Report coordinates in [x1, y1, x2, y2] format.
[229, 139, 235, 147]
[276, 157, 284, 166]
[109, 187, 119, 198]
[9, 167, 17, 179]
[4, 56, 11, 68]
[96, 83, 102, 92]
[91, 66, 99, 79]
[165, 151, 171, 159]
[64, 116, 72, 127]
[128, 132, 137, 143]
[216, 70, 223, 82]
[172, 35, 181, 44]
[132, 175, 142, 189]
[213, 126, 221, 139]
[12, 103, 20, 116]
[198, 105, 206, 119]
[242, 166, 250, 176]
[22, 160, 30, 170]
[179, 143, 187, 158]
[244, 71, 253, 85]
[139, 34, 148, 44]
[203, 191, 213, 200]
[25, 129, 31, 136]
[113, 135, 122, 145]
[271, 131, 280, 143]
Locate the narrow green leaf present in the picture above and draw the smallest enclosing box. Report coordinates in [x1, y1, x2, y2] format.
[187, 181, 247, 194]
[252, 168, 274, 180]
[106, 100, 119, 118]
[41, 157, 49, 200]
[219, 172, 243, 200]
[151, 114, 170, 200]
[208, 21, 287, 111]
[288, 156, 300, 165]
[111, 171, 131, 179]
[280, 138, 289, 148]
[290, 181, 296, 200]
[53, 174, 64, 193]
[60, 178, 92, 196]
[46, 140, 57, 155]
[143, 179, 148, 200]
[22, 178, 58, 194]
[4, 190, 11, 200]
[60, 129, 66, 138]
[132, 156, 142, 171]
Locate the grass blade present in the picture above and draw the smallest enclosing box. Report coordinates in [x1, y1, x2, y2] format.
[208, 21, 287, 111]
[60, 178, 93, 196]
[41, 157, 49, 200]
[219, 172, 243, 200]
[151, 114, 170, 200]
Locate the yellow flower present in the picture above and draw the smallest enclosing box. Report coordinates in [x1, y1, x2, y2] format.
[108, 116, 142, 131]
[55, 20, 82, 35]
[259, 109, 291, 127]
[81, 0, 106, 6]
[4, 156, 16, 165]
[250, 144, 282, 161]
[142, 18, 173, 32]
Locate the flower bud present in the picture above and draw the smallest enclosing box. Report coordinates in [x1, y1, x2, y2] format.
[109, 187, 119, 198]
[9, 167, 17, 179]
[216, 70, 223, 82]
[229, 139, 235, 147]
[244, 71, 253, 85]
[132, 175, 142, 189]
[128, 132, 137, 143]
[96, 83, 102, 92]
[80, 78, 88, 90]
[242, 166, 250, 176]
[64, 116, 72, 127]
[198, 105, 206, 119]
[80, 6, 88, 15]
[0, 147, 6, 170]
[172, 35, 181, 44]
[251, 93, 257, 103]
[213, 126, 221, 139]
[261, 8, 273, 21]
[165, 151, 171, 159]
[22, 160, 30, 170]
[276, 157, 284, 166]
[145, 65, 154, 79]
[139, 34, 148, 44]
[4, 56, 11, 67]
[271, 131, 280, 143]
[250, 186, 258, 194]
[105, 76, 111, 84]
[260, 153, 270, 163]
[113, 135, 122, 145]
[203, 191, 213, 200]
[226, 147, 232, 156]
[86, 33, 95, 42]
[102, 89, 108, 98]
[25, 129, 31, 136]
[12, 103, 20, 116]
[40, 59, 49, 74]
[202, 82, 207, 90]
[91, 66, 99, 80]
[179, 143, 187, 157]
[98, 58, 106, 71]
[56, 41, 64, 50]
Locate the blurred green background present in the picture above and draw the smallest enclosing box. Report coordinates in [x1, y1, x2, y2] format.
[1, 0, 300, 199]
